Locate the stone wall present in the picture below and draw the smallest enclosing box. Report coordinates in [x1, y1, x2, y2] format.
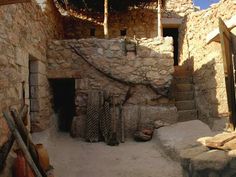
[0, 0, 63, 149]
[179, 0, 236, 128]
[47, 37, 177, 137]
[63, 0, 194, 39]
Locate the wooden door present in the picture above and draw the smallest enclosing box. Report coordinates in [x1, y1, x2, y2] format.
[219, 18, 236, 129]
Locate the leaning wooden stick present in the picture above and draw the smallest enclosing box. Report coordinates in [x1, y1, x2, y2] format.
[10, 109, 48, 177]
[3, 111, 43, 177]
[0, 105, 29, 171]
[0, 135, 14, 171]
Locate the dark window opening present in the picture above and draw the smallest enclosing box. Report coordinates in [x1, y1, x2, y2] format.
[50, 79, 75, 132]
[90, 28, 96, 37]
[120, 29, 127, 36]
[163, 28, 179, 66]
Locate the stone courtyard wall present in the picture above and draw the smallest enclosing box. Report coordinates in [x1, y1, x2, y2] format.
[0, 0, 63, 149]
[47, 37, 177, 137]
[179, 0, 236, 129]
[63, 0, 194, 39]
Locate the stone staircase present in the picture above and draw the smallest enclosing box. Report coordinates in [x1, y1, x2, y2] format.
[174, 67, 198, 122]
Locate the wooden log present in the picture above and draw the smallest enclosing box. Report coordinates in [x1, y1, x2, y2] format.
[10, 109, 48, 177]
[0, 105, 28, 171]
[3, 111, 43, 177]
[104, 0, 109, 38]
[0, 135, 14, 171]
[0, 0, 31, 6]
[157, 0, 163, 38]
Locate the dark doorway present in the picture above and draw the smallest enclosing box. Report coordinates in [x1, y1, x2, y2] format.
[50, 79, 75, 132]
[163, 28, 179, 66]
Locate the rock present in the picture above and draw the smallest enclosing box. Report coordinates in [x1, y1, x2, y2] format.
[154, 120, 170, 129]
[134, 131, 152, 142]
[70, 116, 86, 138]
[191, 150, 229, 170]
[180, 146, 208, 169]
[154, 120, 213, 160]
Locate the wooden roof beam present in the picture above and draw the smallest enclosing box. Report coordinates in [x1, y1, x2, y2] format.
[206, 15, 236, 44]
[0, 0, 31, 6]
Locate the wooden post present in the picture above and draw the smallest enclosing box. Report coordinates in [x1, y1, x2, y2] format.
[104, 0, 109, 39]
[157, 0, 163, 38]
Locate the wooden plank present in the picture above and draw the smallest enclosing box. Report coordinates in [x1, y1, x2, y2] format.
[219, 18, 236, 129]
[3, 111, 43, 177]
[222, 138, 236, 150]
[205, 133, 236, 148]
[0, 0, 31, 6]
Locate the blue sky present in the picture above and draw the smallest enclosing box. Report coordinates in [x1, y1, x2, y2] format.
[193, 0, 220, 9]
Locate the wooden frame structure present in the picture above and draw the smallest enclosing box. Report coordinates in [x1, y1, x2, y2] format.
[219, 18, 236, 129]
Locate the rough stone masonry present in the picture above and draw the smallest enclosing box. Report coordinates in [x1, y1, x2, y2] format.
[47, 37, 177, 137]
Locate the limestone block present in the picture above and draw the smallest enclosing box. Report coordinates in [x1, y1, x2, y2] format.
[123, 105, 178, 137]
[191, 150, 229, 170]
[30, 98, 39, 112]
[155, 120, 213, 160]
[30, 73, 47, 86]
[30, 60, 46, 75]
[70, 116, 86, 138]
[16, 47, 28, 67]
[180, 146, 208, 169]
[0, 54, 8, 66]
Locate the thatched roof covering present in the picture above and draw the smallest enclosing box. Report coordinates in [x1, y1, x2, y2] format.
[56, 0, 165, 13]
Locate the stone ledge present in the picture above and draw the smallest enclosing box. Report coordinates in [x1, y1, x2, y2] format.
[154, 120, 213, 160]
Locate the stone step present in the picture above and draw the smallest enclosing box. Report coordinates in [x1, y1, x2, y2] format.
[175, 91, 194, 101]
[174, 76, 193, 84]
[176, 84, 193, 92]
[178, 110, 198, 122]
[176, 100, 195, 110]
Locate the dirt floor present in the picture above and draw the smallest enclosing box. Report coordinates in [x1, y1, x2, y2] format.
[32, 126, 182, 177]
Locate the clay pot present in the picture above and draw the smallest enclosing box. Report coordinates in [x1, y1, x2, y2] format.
[13, 150, 35, 177]
[35, 144, 50, 171]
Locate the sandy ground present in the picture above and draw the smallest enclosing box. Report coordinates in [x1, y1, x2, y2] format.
[32, 129, 182, 177]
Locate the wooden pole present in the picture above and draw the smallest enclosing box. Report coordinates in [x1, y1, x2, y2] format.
[157, 0, 163, 38]
[3, 111, 43, 177]
[104, 0, 109, 39]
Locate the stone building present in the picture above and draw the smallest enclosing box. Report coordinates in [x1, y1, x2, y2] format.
[1, 0, 236, 176]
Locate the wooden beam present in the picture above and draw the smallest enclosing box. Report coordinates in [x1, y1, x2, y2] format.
[0, 0, 31, 6]
[104, 0, 109, 39]
[157, 0, 163, 38]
